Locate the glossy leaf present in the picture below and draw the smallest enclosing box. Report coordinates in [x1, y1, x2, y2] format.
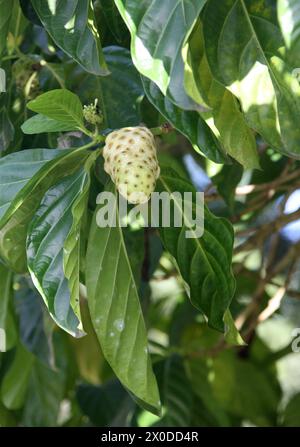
[203, 0, 300, 158]
[86, 184, 161, 415]
[0, 0, 14, 56]
[0, 147, 89, 272]
[68, 46, 144, 129]
[183, 21, 259, 169]
[21, 114, 77, 135]
[27, 89, 84, 130]
[114, 0, 207, 110]
[143, 77, 226, 164]
[26, 166, 92, 337]
[157, 168, 236, 331]
[31, 0, 109, 76]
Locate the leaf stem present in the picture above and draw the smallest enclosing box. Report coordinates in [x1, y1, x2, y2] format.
[150, 123, 174, 136]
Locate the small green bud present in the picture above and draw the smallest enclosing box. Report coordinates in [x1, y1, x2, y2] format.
[83, 99, 103, 125]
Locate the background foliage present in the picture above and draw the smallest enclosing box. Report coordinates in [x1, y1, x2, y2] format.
[0, 0, 300, 427]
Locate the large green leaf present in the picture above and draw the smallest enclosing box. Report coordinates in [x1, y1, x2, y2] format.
[183, 21, 259, 169]
[203, 0, 300, 158]
[68, 46, 144, 129]
[0, 0, 14, 56]
[27, 89, 84, 130]
[114, 0, 207, 110]
[157, 168, 236, 331]
[31, 0, 109, 76]
[0, 147, 89, 272]
[26, 163, 93, 337]
[86, 184, 161, 415]
[0, 263, 17, 351]
[142, 77, 226, 164]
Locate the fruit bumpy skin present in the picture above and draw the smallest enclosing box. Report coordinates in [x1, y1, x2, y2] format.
[103, 126, 160, 204]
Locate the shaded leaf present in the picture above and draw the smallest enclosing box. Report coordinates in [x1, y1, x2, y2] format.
[1, 344, 34, 410]
[68, 46, 144, 129]
[0, 263, 17, 351]
[0, 0, 14, 56]
[0, 107, 14, 152]
[143, 77, 226, 164]
[22, 360, 64, 427]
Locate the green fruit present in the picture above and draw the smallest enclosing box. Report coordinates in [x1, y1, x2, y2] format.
[103, 126, 160, 204]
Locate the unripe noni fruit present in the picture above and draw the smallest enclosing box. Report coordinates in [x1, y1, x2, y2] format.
[103, 126, 160, 204]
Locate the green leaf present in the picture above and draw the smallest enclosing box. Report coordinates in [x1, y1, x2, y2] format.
[203, 0, 300, 158]
[0, 147, 89, 272]
[77, 381, 132, 426]
[282, 393, 300, 426]
[15, 278, 52, 365]
[114, 0, 207, 110]
[143, 77, 226, 164]
[1, 344, 34, 410]
[26, 165, 93, 337]
[27, 89, 84, 130]
[21, 114, 78, 135]
[212, 163, 243, 210]
[0, 263, 17, 351]
[163, 355, 193, 426]
[86, 184, 161, 415]
[0, 0, 14, 56]
[68, 46, 144, 129]
[157, 168, 236, 331]
[0, 106, 14, 151]
[223, 309, 246, 347]
[278, 0, 300, 51]
[22, 360, 65, 427]
[64, 154, 97, 331]
[98, 0, 129, 44]
[183, 20, 259, 169]
[31, 0, 109, 76]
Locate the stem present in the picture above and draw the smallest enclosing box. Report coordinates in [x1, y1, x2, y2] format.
[150, 123, 174, 136]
